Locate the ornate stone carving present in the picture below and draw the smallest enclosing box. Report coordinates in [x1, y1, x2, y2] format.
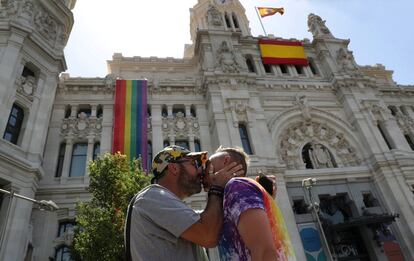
[307, 13, 333, 38]
[207, 5, 223, 26]
[15, 75, 36, 101]
[35, 9, 58, 42]
[161, 112, 200, 139]
[307, 143, 335, 169]
[279, 121, 361, 169]
[293, 94, 311, 120]
[21, 0, 34, 21]
[227, 99, 250, 127]
[104, 74, 116, 93]
[215, 41, 241, 73]
[61, 114, 102, 139]
[336, 48, 359, 73]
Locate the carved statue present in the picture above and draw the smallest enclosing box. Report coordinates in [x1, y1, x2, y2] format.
[307, 13, 333, 38]
[215, 41, 240, 73]
[337, 48, 358, 72]
[207, 5, 222, 26]
[22, 75, 35, 95]
[308, 143, 335, 168]
[294, 94, 311, 120]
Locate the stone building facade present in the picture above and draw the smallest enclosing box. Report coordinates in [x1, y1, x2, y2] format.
[0, 0, 413, 260]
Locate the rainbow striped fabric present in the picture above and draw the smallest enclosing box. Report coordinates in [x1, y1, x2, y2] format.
[219, 178, 294, 260]
[112, 79, 148, 168]
[259, 39, 308, 66]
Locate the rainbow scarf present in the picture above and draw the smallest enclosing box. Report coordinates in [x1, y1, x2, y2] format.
[112, 79, 148, 167]
[253, 178, 294, 260]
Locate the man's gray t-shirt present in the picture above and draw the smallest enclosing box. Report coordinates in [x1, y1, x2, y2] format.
[130, 184, 208, 261]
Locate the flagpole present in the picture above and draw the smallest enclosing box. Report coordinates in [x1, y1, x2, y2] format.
[255, 7, 267, 36]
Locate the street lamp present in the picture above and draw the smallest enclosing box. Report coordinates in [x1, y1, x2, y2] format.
[0, 188, 59, 211]
[0, 188, 59, 252]
[302, 178, 335, 261]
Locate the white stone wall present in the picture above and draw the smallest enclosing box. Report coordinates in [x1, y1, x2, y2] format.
[0, 0, 413, 260]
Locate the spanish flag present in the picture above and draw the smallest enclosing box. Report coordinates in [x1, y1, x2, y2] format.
[259, 39, 308, 66]
[112, 79, 148, 167]
[257, 7, 284, 18]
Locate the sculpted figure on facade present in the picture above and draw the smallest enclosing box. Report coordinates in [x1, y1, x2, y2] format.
[294, 94, 311, 120]
[21, 75, 36, 96]
[308, 143, 335, 169]
[215, 41, 241, 73]
[336, 48, 359, 73]
[35, 10, 58, 41]
[21, 0, 34, 21]
[207, 5, 223, 26]
[307, 13, 333, 38]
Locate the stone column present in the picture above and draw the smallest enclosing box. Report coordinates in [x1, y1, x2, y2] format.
[384, 118, 411, 151]
[189, 135, 195, 151]
[86, 137, 95, 175]
[185, 105, 191, 118]
[91, 105, 97, 117]
[100, 105, 113, 153]
[70, 105, 78, 118]
[151, 105, 163, 153]
[0, 184, 36, 261]
[61, 138, 73, 181]
[0, 30, 26, 133]
[167, 105, 173, 117]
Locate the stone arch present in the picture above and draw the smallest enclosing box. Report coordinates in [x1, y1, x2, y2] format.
[268, 108, 364, 169]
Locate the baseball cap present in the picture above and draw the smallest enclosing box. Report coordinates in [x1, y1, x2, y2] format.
[151, 145, 208, 183]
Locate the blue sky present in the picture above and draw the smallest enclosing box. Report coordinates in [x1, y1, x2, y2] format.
[64, 0, 413, 85]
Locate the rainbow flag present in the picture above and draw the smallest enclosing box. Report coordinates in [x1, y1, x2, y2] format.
[112, 79, 148, 168]
[259, 39, 308, 66]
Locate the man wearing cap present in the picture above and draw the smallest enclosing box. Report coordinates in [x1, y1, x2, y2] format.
[125, 145, 243, 261]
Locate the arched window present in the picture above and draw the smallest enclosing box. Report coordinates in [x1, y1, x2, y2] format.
[190, 105, 197, 117]
[176, 140, 189, 150]
[163, 140, 170, 147]
[64, 105, 72, 118]
[279, 64, 289, 74]
[93, 142, 100, 160]
[69, 143, 88, 177]
[55, 245, 72, 261]
[263, 63, 272, 74]
[308, 58, 319, 75]
[232, 13, 239, 29]
[161, 105, 168, 117]
[239, 124, 253, 155]
[245, 56, 256, 73]
[96, 105, 103, 118]
[377, 122, 393, 150]
[77, 105, 91, 118]
[194, 140, 201, 152]
[147, 141, 153, 169]
[295, 65, 304, 75]
[404, 135, 414, 150]
[57, 221, 76, 237]
[302, 143, 336, 169]
[3, 103, 25, 145]
[55, 143, 66, 177]
[224, 12, 231, 28]
[147, 105, 151, 117]
[172, 105, 186, 117]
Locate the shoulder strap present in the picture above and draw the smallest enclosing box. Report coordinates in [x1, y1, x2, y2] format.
[125, 193, 139, 261]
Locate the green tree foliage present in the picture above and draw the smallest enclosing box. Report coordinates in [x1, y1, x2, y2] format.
[71, 153, 150, 261]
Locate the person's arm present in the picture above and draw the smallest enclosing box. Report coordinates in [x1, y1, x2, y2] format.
[238, 209, 278, 261]
[181, 162, 244, 248]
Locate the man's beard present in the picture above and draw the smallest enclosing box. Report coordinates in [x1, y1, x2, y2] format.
[178, 168, 202, 196]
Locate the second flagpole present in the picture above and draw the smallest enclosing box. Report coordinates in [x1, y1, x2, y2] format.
[255, 7, 267, 36]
